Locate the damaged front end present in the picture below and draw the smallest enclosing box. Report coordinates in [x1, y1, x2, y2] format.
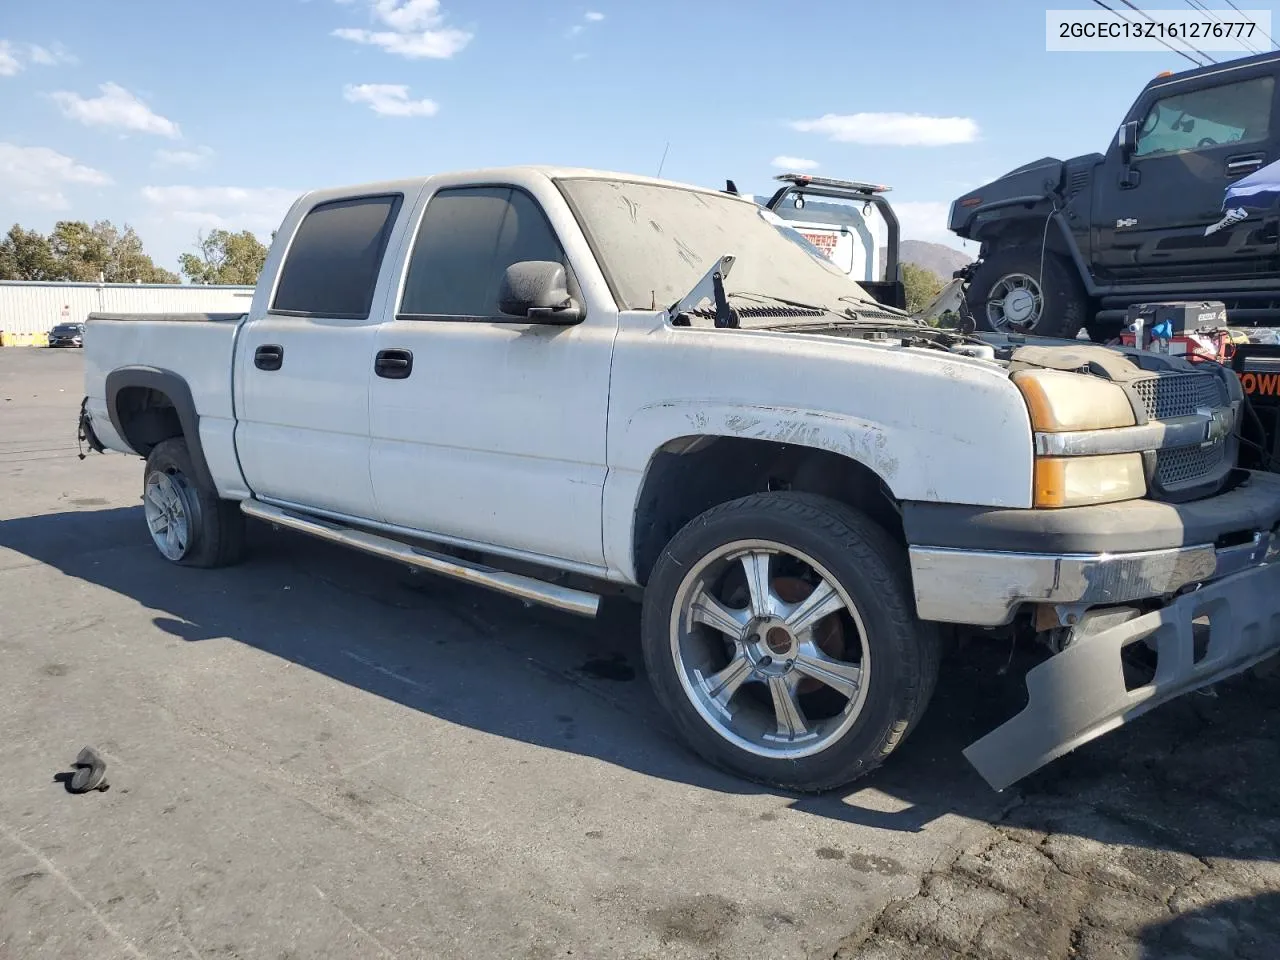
[905, 342, 1280, 790]
[964, 532, 1280, 790]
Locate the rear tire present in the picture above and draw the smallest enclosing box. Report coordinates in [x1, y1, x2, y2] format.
[143, 438, 245, 568]
[640, 491, 941, 793]
[967, 244, 1089, 339]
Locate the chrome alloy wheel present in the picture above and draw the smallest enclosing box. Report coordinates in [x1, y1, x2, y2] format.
[144, 469, 198, 561]
[668, 540, 871, 759]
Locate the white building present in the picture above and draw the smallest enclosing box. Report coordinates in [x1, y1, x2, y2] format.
[0, 281, 255, 336]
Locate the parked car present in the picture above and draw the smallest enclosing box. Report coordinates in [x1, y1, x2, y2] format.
[77, 166, 1280, 792]
[48, 321, 85, 347]
[950, 49, 1280, 340]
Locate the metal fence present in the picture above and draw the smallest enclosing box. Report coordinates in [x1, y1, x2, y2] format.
[0, 281, 255, 336]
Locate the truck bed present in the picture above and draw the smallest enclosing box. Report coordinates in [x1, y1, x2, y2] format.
[82, 311, 249, 495]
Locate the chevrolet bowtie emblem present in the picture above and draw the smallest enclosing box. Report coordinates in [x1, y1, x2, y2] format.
[1199, 406, 1234, 445]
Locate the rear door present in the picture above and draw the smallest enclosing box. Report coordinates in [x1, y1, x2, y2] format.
[234, 192, 411, 519]
[1093, 66, 1280, 283]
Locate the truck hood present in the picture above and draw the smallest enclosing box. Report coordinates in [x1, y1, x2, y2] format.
[954, 157, 1065, 209]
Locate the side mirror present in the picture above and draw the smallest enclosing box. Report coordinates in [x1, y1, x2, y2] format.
[1118, 120, 1140, 159]
[498, 261, 583, 325]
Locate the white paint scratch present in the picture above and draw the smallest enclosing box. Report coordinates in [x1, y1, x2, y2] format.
[0, 819, 152, 960]
[341, 650, 430, 692]
[312, 884, 399, 959]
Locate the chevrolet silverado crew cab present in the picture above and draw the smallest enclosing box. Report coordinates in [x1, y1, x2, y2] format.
[78, 166, 1280, 792]
[951, 50, 1280, 341]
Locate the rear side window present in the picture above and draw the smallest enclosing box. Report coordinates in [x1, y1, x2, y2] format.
[272, 194, 403, 318]
[399, 186, 567, 318]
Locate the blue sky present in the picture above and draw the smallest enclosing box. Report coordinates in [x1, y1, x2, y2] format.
[1, 0, 1277, 273]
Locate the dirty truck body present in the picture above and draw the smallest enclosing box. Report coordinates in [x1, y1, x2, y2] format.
[79, 167, 1280, 792]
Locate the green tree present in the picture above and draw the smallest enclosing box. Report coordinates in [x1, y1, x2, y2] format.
[903, 262, 945, 316]
[0, 225, 58, 280]
[179, 229, 269, 285]
[49, 220, 110, 281]
[91, 221, 179, 283]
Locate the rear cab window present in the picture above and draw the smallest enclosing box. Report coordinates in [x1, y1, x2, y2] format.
[271, 193, 404, 319]
[397, 185, 572, 320]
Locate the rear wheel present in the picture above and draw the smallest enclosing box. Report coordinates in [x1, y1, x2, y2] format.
[966, 245, 1089, 339]
[143, 438, 245, 568]
[640, 492, 940, 792]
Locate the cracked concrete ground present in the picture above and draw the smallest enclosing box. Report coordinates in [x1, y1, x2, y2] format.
[832, 667, 1280, 959]
[2, 348, 1278, 959]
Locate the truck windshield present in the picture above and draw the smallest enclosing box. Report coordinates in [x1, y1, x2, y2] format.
[557, 177, 882, 314]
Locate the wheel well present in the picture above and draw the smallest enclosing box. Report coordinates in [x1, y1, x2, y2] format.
[977, 214, 1076, 266]
[631, 436, 901, 585]
[114, 386, 183, 456]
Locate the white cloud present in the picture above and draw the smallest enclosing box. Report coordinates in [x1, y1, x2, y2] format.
[334, 0, 472, 59]
[0, 141, 112, 209]
[790, 112, 980, 147]
[140, 185, 299, 239]
[567, 9, 604, 37]
[27, 42, 76, 66]
[771, 155, 819, 170]
[343, 83, 438, 116]
[52, 82, 181, 138]
[0, 39, 75, 75]
[154, 146, 215, 169]
[0, 41, 21, 76]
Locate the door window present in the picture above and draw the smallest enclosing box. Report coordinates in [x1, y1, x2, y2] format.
[399, 186, 567, 319]
[1135, 76, 1275, 158]
[271, 194, 403, 318]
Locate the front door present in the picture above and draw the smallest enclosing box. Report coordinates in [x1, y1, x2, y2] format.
[1093, 69, 1280, 284]
[367, 184, 615, 567]
[235, 192, 410, 519]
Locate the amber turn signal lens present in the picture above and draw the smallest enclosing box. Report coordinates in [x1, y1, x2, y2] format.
[1034, 454, 1146, 508]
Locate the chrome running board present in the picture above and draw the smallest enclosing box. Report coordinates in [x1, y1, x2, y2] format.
[240, 499, 601, 618]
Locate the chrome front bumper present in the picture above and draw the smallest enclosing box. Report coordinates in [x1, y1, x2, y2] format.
[909, 532, 1279, 628]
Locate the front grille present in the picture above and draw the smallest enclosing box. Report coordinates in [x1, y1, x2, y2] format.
[1156, 439, 1227, 486]
[1131, 372, 1233, 494]
[1132, 373, 1228, 420]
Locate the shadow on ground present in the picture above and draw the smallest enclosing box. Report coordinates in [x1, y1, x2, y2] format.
[4, 506, 1279, 862]
[1139, 891, 1280, 959]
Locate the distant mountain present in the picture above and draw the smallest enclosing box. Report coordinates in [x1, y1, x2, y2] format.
[900, 240, 974, 279]
[878, 241, 974, 280]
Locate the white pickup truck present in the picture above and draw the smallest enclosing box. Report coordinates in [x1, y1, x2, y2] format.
[78, 166, 1280, 792]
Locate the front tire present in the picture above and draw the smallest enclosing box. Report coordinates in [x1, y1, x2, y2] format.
[640, 492, 940, 793]
[143, 438, 245, 568]
[966, 245, 1089, 339]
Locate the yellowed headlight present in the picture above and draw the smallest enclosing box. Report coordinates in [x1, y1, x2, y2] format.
[1013, 369, 1137, 432]
[1034, 454, 1147, 508]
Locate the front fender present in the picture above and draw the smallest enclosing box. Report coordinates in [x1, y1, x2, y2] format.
[599, 319, 1037, 583]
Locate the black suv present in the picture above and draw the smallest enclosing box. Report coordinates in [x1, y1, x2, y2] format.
[950, 51, 1280, 340]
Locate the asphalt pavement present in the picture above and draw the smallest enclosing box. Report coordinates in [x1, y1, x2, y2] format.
[1, 346, 1277, 960]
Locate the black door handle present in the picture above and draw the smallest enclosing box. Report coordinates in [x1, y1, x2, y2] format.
[374, 348, 413, 379]
[254, 344, 283, 371]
